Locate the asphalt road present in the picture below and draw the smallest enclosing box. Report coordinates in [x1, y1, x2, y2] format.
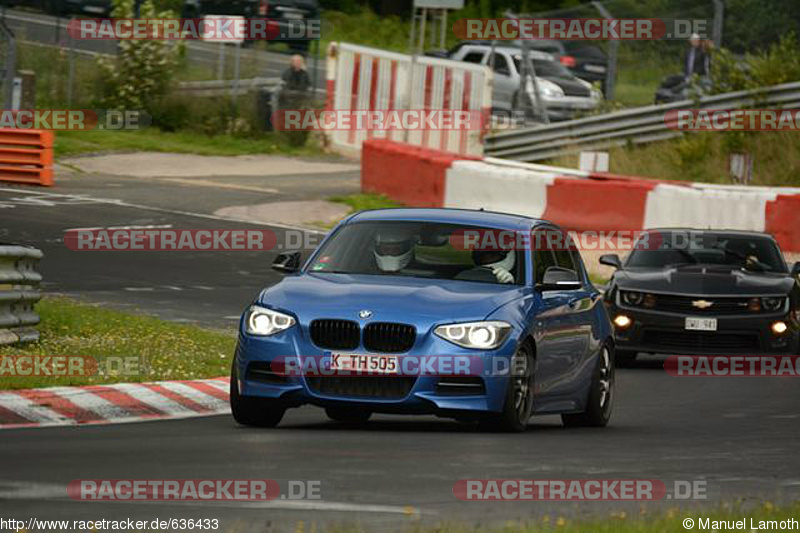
[0, 176, 799, 531]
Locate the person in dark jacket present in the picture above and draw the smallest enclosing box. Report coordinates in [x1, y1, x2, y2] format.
[279, 54, 311, 109]
[684, 33, 707, 80]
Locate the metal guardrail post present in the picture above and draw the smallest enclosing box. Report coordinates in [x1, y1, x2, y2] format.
[712, 0, 725, 48]
[0, 17, 16, 110]
[592, 1, 617, 101]
[0, 245, 43, 346]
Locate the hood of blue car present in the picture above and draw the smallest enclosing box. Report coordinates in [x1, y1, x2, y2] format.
[258, 273, 525, 324]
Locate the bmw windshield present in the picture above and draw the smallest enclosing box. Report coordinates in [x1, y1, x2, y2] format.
[307, 221, 524, 285]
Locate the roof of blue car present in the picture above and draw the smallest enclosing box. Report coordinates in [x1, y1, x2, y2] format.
[347, 208, 542, 230]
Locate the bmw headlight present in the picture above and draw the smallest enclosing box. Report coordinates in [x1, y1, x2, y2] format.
[621, 291, 644, 306]
[762, 297, 786, 312]
[244, 305, 296, 336]
[434, 321, 512, 350]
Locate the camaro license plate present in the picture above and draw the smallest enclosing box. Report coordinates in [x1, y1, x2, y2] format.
[331, 353, 398, 374]
[585, 64, 607, 73]
[685, 317, 718, 331]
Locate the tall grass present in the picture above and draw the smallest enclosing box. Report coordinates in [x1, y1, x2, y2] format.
[550, 131, 800, 186]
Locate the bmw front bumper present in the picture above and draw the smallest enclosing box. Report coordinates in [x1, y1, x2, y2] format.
[233, 327, 519, 416]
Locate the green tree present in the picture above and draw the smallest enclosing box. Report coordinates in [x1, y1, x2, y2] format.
[98, 0, 181, 113]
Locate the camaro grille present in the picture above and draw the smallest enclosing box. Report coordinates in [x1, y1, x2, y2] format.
[363, 322, 416, 353]
[642, 329, 761, 353]
[652, 295, 755, 315]
[309, 320, 416, 353]
[309, 319, 360, 350]
[306, 376, 417, 399]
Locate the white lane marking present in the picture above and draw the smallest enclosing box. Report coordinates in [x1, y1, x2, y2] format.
[181, 500, 421, 515]
[768, 414, 798, 419]
[47, 387, 132, 421]
[65, 224, 174, 232]
[0, 393, 73, 425]
[0, 188, 325, 234]
[124, 287, 155, 292]
[0, 481, 66, 500]
[0, 481, 421, 515]
[108, 383, 199, 415]
[157, 382, 228, 411]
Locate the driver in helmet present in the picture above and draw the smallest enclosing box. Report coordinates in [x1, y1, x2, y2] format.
[472, 249, 516, 284]
[374, 230, 415, 272]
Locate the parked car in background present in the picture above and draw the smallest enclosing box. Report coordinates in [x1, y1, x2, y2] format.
[183, 0, 319, 51]
[602, 229, 800, 366]
[560, 41, 609, 93]
[445, 41, 602, 121]
[27, 0, 112, 15]
[526, 40, 609, 93]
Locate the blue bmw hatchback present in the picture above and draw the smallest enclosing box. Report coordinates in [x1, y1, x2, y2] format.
[231, 208, 615, 432]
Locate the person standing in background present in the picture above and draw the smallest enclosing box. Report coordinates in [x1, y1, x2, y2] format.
[279, 54, 311, 109]
[684, 33, 707, 80]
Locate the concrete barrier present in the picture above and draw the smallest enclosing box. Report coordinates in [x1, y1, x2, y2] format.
[360, 140, 800, 253]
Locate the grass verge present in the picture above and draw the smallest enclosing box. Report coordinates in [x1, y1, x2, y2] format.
[418, 501, 796, 532]
[0, 298, 236, 390]
[549, 131, 800, 187]
[55, 129, 320, 159]
[329, 193, 403, 214]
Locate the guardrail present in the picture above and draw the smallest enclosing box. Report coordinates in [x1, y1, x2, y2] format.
[0, 129, 54, 186]
[0, 245, 43, 345]
[177, 77, 326, 99]
[485, 82, 800, 162]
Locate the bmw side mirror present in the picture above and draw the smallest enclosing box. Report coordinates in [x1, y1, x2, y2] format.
[538, 267, 582, 292]
[272, 252, 301, 273]
[792, 262, 800, 278]
[599, 254, 623, 270]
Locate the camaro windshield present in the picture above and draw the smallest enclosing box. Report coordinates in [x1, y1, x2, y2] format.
[307, 221, 524, 285]
[627, 232, 786, 273]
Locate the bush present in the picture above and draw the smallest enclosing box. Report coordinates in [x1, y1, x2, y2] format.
[711, 33, 800, 94]
[98, 0, 182, 114]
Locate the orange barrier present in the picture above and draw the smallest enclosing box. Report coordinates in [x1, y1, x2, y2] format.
[0, 129, 54, 186]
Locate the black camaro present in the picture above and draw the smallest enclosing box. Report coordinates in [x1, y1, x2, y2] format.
[600, 229, 800, 365]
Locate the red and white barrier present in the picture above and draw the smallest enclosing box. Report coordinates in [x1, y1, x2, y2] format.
[0, 377, 229, 429]
[326, 43, 492, 158]
[361, 140, 800, 253]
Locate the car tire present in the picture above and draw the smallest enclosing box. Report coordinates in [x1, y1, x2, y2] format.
[615, 349, 637, 367]
[325, 407, 371, 424]
[479, 342, 534, 433]
[562, 344, 615, 428]
[230, 362, 286, 428]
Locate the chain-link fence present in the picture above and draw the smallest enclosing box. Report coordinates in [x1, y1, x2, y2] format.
[508, 0, 726, 109]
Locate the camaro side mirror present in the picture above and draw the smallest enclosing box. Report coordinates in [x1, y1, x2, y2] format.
[272, 252, 301, 273]
[538, 267, 582, 292]
[792, 261, 800, 278]
[599, 254, 623, 270]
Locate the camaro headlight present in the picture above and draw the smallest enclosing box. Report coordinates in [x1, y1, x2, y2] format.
[434, 321, 512, 350]
[621, 291, 644, 306]
[244, 305, 296, 336]
[762, 297, 785, 312]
